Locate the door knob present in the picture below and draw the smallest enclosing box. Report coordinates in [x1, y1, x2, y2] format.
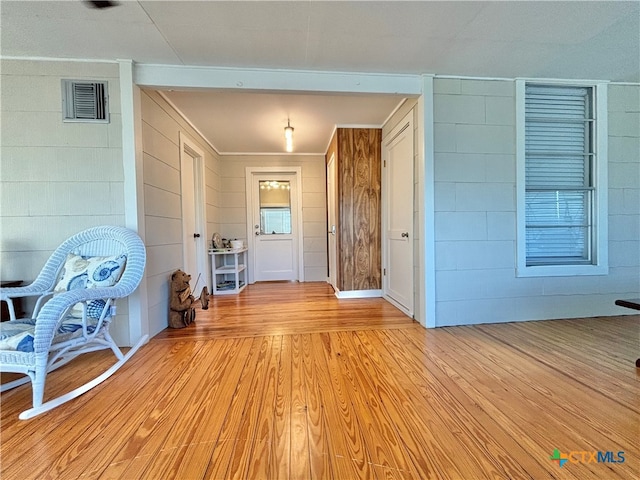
[401, 232, 409, 238]
[193, 233, 201, 238]
[255, 231, 260, 236]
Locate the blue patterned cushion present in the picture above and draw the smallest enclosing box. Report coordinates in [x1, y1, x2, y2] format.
[0, 317, 98, 352]
[0, 320, 35, 352]
[54, 253, 126, 318]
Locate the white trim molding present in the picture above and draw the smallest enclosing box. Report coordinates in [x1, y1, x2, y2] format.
[179, 131, 209, 290]
[334, 289, 383, 299]
[134, 64, 423, 95]
[118, 59, 149, 346]
[419, 75, 436, 327]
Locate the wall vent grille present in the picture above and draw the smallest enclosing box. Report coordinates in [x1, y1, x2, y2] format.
[62, 80, 109, 123]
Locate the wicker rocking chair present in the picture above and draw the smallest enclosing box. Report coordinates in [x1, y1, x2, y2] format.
[0, 226, 147, 419]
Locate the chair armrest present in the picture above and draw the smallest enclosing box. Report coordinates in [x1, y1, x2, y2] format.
[0, 282, 52, 301]
[31, 287, 123, 355]
[1, 284, 55, 321]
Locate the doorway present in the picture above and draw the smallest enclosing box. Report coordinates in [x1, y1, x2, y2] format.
[246, 166, 304, 283]
[382, 111, 414, 315]
[179, 132, 208, 291]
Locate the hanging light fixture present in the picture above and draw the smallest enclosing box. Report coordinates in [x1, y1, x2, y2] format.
[284, 119, 294, 152]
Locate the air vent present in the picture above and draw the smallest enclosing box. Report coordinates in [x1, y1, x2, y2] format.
[62, 80, 109, 122]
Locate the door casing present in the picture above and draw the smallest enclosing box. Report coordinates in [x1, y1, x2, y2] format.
[179, 132, 208, 291]
[327, 153, 337, 290]
[382, 111, 414, 316]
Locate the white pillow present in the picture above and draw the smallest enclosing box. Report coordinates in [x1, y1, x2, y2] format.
[54, 253, 127, 318]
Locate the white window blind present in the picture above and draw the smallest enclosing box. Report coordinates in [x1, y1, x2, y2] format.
[524, 85, 594, 265]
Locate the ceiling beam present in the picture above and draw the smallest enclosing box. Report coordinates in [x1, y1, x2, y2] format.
[134, 64, 423, 96]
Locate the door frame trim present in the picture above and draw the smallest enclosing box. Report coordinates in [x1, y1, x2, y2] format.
[179, 132, 208, 290]
[245, 166, 304, 284]
[381, 110, 414, 317]
[326, 152, 337, 289]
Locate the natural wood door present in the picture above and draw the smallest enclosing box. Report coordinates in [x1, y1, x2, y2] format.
[337, 129, 382, 291]
[383, 112, 414, 314]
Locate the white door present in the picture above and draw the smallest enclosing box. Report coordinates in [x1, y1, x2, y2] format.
[383, 112, 414, 315]
[247, 169, 302, 282]
[180, 133, 207, 292]
[327, 154, 337, 290]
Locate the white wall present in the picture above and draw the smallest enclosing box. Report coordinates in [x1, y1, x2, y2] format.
[0, 59, 132, 343]
[432, 78, 640, 326]
[608, 84, 640, 298]
[218, 155, 327, 282]
[140, 90, 221, 336]
[4, 60, 636, 335]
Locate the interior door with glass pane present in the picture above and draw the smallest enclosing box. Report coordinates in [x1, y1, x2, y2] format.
[251, 173, 299, 281]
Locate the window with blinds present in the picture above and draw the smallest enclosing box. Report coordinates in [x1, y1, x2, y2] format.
[524, 84, 595, 266]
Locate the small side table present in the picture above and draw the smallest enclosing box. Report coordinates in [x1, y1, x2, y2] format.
[1, 280, 25, 321]
[209, 248, 247, 295]
[614, 298, 640, 368]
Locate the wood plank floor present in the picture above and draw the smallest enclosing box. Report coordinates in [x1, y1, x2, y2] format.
[1, 282, 638, 479]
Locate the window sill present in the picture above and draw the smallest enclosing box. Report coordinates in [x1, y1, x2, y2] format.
[516, 263, 609, 278]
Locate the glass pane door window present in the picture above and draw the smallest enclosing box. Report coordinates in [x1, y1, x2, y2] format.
[259, 180, 291, 234]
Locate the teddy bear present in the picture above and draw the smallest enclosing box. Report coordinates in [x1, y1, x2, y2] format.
[169, 269, 210, 328]
[169, 269, 195, 328]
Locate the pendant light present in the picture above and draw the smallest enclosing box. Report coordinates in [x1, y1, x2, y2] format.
[284, 119, 294, 152]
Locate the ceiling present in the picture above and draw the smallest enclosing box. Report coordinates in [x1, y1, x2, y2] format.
[2, 1, 638, 154]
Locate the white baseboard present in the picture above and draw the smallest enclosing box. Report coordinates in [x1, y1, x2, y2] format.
[334, 289, 383, 299]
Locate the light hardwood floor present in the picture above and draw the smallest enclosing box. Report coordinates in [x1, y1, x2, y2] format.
[1, 282, 638, 479]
